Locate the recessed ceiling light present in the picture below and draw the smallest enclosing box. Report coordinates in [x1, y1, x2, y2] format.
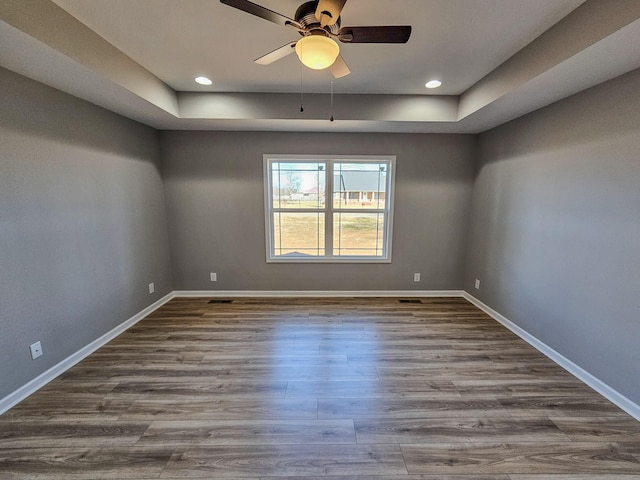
[195, 76, 213, 86]
[425, 80, 442, 89]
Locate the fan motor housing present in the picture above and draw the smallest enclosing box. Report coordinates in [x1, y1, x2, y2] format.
[295, 1, 341, 35]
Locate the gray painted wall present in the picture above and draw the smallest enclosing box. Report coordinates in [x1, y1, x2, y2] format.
[465, 68, 640, 403]
[161, 131, 476, 291]
[4, 56, 639, 411]
[0, 68, 173, 399]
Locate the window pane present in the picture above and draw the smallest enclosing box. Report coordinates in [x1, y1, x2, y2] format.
[333, 212, 384, 256]
[273, 212, 325, 257]
[265, 156, 394, 262]
[333, 162, 387, 210]
[272, 162, 325, 209]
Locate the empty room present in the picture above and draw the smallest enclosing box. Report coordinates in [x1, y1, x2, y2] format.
[1, 0, 640, 478]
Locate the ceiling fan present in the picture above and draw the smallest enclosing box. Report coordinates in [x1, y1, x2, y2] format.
[220, 0, 412, 78]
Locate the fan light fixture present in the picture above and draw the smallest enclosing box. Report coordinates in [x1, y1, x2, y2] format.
[295, 35, 340, 70]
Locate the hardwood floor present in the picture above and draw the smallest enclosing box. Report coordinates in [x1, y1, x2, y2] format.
[1, 296, 639, 479]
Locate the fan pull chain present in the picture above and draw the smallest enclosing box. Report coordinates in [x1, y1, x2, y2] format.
[299, 50, 304, 113]
[330, 79, 334, 122]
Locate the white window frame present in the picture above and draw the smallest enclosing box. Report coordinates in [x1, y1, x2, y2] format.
[264, 154, 396, 263]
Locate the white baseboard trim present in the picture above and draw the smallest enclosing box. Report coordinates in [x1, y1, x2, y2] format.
[0, 292, 175, 416]
[462, 291, 640, 421]
[175, 290, 465, 298]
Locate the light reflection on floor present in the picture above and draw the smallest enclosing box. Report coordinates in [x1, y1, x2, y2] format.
[266, 314, 380, 399]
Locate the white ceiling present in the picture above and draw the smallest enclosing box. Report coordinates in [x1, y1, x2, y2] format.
[2, 0, 640, 133]
[51, 0, 585, 95]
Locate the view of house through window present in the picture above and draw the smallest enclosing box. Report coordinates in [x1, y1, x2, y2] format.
[264, 155, 395, 262]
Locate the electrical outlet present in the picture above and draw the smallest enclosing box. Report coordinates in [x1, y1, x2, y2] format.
[475, 279, 480, 290]
[413, 273, 421, 282]
[210, 272, 217, 282]
[30, 341, 43, 360]
[148, 282, 155, 294]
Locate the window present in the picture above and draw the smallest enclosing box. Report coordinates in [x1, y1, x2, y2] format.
[264, 155, 395, 263]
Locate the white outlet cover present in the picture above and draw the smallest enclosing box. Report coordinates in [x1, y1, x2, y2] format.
[210, 272, 217, 282]
[413, 273, 421, 282]
[30, 341, 43, 360]
[475, 279, 481, 289]
[149, 282, 155, 294]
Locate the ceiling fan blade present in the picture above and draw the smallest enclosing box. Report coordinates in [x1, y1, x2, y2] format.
[330, 54, 350, 78]
[220, 0, 302, 30]
[254, 42, 297, 65]
[315, 0, 347, 27]
[338, 25, 412, 43]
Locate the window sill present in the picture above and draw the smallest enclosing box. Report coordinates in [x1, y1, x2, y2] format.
[266, 257, 392, 264]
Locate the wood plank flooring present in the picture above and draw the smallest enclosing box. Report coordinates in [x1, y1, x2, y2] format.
[1, 296, 640, 479]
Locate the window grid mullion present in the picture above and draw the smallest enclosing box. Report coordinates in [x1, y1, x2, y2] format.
[376, 168, 382, 254]
[325, 161, 334, 258]
[277, 165, 282, 254]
